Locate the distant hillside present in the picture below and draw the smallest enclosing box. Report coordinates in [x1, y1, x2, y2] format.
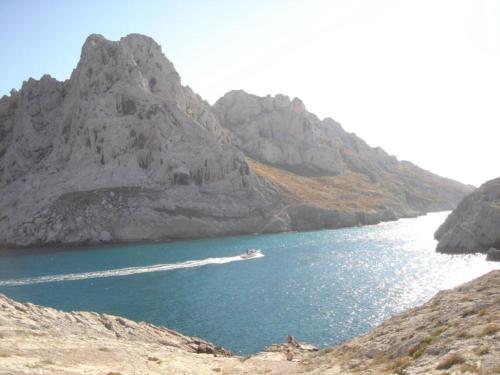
[214, 90, 473, 218]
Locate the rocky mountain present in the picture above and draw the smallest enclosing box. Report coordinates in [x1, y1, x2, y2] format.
[0, 34, 286, 247]
[1, 271, 499, 374]
[213, 90, 472, 218]
[435, 177, 500, 259]
[0, 34, 472, 248]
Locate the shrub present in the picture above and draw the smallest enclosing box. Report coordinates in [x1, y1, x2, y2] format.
[481, 324, 499, 336]
[473, 346, 489, 356]
[436, 353, 465, 370]
[456, 330, 472, 339]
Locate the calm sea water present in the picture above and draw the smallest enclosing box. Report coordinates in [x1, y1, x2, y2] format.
[0, 212, 498, 354]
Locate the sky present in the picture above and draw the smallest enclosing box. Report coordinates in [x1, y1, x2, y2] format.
[0, 0, 498, 186]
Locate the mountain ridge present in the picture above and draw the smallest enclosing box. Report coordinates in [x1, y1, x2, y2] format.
[0, 33, 473, 248]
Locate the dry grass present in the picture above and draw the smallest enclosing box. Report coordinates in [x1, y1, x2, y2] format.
[461, 307, 479, 318]
[386, 356, 410, 373]
[409, 336, 433, 359]
[481, 324, 499, 336]
[473, 346, 489, 356]
[456, 330, 473, 339]
[436, 353, 465, 370]
[431, 326, 447, 337]
[248, 159, 396, 211]
[459, 362, 479, 373]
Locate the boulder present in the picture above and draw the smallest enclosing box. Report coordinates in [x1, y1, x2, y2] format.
[435, 178, 500, 254]
[486, 248, 500, 262]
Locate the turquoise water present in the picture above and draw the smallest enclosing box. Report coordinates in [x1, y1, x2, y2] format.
[0, 212, 498, 354]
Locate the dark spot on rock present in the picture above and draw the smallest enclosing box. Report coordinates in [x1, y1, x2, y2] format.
[173, 172, 190, 185]
[137, 151, 152, 169]
[117, 96, 137, 116]
[136, 133, 146, 149]
[149, 77, 157, 91]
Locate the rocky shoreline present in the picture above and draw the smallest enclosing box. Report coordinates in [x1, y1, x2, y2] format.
[436, 177, 500, 259]
[1, 271, 498, 374]
[0, 207, 433, 251]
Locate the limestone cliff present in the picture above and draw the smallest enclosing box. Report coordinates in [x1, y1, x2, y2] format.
[435, 177, 500, 258]
[0, 34, 474, 247]
[1, 271, 498, 374]
[0, 34, 284, 247]
[213, 90, 473, 219]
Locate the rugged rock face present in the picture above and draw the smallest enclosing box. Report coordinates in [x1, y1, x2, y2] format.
[305, 270, 500, 374]
[0, 34, 284, 247]
[1, 271, 499, 374]
[0, 33, 473, 247]
[435, 177, 500, 256]
[213, 90, 473, 216]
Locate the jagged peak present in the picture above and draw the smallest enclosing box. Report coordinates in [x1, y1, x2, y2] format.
[120, 33, 161, 48]
[216, 90, 304, 112]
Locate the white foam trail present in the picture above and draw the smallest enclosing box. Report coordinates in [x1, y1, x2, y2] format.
[0, 252, 264, 287]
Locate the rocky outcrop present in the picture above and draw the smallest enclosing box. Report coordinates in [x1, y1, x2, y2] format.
[0, 33, 473, 248]
[213, 90, 473, 215]
[1, 271, 499, 374]
[306, 270, 500, 374]
[435, 177, 500, 256]
[0, 34, 285, 247]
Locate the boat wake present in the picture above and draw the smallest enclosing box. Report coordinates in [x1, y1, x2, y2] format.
[0, 251, 264, 287]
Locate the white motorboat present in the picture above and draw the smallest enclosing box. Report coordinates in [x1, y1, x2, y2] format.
[240, 249, 262, 259]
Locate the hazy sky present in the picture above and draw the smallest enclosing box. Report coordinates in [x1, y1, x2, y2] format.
[1, 0, 498, 186]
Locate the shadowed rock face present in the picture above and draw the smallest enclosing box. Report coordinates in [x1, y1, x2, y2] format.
[435, 177, 500, 256]
[0, 34, 284, 247]
[0, 34, 473, 248]
[213, 90, 473, 215]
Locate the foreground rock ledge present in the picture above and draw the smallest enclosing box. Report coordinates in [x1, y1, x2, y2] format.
[1, 271, 499, 374]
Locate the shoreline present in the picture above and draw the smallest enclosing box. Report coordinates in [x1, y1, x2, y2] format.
[0, 270, 498, 374]
[0, 209, 436, 254]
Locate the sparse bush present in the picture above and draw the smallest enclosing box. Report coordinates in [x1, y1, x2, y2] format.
[386, 356, 410, 373]
[460, 362, 479, 373]
[461, 308, 478, 318]
[409, 336, 433, 359]
[99, 347, 111, 352]
[481, 324, 499, 336]
[431, 327, 447, 337]
[473, 346, 489, 356]
[436, 353, 465, 370]
[457, 330, 472, 339]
